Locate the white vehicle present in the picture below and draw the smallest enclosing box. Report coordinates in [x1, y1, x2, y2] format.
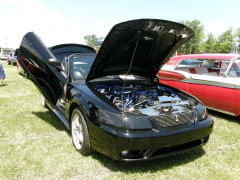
[0, 48, 13, 60]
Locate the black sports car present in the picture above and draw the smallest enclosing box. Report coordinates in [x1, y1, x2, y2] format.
[17, 19, 213, 161]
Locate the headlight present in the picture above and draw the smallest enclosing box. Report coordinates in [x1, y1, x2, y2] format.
[97, 109, 152, 130]
[194, 105, 208, 121]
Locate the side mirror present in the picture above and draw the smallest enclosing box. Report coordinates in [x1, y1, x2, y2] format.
[49, 58, 64, 71]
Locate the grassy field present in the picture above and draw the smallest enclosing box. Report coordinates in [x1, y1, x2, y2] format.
[0, 62, 240, 180]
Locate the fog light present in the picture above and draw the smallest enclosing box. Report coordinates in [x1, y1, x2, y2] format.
[121, 150, 129, 157]
[203, 136, 209, 143]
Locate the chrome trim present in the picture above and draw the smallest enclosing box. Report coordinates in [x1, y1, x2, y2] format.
[223, 59, 234, 77]
[158, 70, 187, 80]
[206, 106, 235, 116]
[183, 78, 240, 89]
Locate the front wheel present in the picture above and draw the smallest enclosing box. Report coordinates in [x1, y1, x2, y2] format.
[71, 108, 93, 156]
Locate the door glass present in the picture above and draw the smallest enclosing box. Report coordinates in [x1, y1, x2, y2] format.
[69, 54, 95, 80]
[227, 59, 240, 77]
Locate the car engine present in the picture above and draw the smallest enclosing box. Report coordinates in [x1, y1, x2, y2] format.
[95, 84, 198, 116]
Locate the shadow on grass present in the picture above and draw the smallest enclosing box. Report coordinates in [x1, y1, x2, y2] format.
[208, 109, 240, 125]
[91, 148, 205, 172]
[32, 110, 69, 133]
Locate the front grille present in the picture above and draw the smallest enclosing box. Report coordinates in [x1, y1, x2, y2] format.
[151, 139, 202, 157]
[154, 112, 193, 127]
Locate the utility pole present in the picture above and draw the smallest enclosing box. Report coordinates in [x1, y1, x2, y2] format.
[5, 37, 7, 48]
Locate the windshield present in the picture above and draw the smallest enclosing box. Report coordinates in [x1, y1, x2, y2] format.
[69, 53, 148, 82]
[177, 59, 202, 67]
[69, 54, 96, 80]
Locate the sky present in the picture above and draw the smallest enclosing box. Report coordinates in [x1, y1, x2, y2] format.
[0, 0, 239, 49]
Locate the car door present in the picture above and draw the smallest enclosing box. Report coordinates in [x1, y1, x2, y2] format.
[17, 32, 66, 108]
[187, 75, 235, 114]
[187, 60, 236, 115]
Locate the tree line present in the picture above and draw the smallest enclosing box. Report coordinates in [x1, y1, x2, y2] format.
[178, 20, 240, 54]
[84, 20, 240, 54]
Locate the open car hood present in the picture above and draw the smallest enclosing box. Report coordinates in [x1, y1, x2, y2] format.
[87, 19, 194, 81]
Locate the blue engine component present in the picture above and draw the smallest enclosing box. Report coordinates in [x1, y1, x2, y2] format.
[95, 85, 181, 111]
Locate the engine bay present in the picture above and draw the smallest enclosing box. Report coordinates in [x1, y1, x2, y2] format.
[95, 82, 198, 116]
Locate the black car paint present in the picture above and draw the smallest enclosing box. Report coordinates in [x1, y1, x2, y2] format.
[48, 43, 96, 62]
[87, 19, 194, 81]
[17, 19, 213, 161]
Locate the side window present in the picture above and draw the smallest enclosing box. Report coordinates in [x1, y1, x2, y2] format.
[210, 60, 222, 70]
[227, 60, 240, 77]
[70, 54, 95, 80]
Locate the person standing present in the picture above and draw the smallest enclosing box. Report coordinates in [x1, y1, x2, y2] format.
[0, 64, 6, 85]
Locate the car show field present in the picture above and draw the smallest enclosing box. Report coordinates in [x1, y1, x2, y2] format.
[0, 62, 239, 179]
[1, 0, 240, 178]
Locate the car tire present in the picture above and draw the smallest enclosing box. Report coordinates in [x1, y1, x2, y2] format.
[71, 108, 93, 156]
[40, 94, 47, 108]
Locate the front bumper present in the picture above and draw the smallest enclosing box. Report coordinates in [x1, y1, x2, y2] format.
[89, 117, 213, 161]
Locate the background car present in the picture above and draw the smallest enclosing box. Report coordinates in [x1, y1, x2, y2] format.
[6, 49, 18, 65]
[6, 53, 12, 64]
[158, 54, 240, 116]
[1, 52, 10, 60]
[17, 19, 213, 161]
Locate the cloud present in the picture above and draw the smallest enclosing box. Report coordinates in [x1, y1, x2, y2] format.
[204, 21, 228, 37]
[0, 0, 68, 48]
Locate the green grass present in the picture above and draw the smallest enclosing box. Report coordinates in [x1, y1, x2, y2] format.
[0, 62, 240, 180]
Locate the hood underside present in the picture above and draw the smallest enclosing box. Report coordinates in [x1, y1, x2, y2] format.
[87, 19, 194, 81]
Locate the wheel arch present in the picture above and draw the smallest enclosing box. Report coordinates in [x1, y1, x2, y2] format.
[68, 102, 81, 122]
[68, 99, 90, 125]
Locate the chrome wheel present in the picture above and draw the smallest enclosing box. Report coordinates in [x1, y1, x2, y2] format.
[71, 113, 84, 150]
[71, 108, 92, 155]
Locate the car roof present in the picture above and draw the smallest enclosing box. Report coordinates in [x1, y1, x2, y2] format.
[171, 54, 240, 61]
